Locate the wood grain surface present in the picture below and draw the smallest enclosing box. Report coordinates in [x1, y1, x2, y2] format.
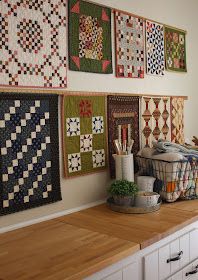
[59, 203, 198, 249]
[0, 219, 139, 280]
[1, 201, 198, 280]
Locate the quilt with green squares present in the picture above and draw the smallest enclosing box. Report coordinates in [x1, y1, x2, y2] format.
[165, 27, 187, 72]
[68, 0, 112, 74]
[63, 94, 107, 177]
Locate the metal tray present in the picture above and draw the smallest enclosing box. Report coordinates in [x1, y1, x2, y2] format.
[107, 197, 161, 214]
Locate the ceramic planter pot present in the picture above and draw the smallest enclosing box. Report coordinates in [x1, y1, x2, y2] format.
[113, 195, 135, 206]
[135, 191, 160, 207]
[137, 176, 156, 192]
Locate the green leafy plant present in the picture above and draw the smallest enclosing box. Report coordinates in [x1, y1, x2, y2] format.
[108, 180, 138, 197]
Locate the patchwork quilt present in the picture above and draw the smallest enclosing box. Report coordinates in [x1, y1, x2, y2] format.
[0, 93, 61, 215]
[165, 27, 187, 72]
[141, 96, 171, 148]
[63, 94, 107, 177]
[171, 97, 185, 144]
[0, 0, 67, 88]
[114, 11, 144, 78]
[107, 95, 140, 178]
[68, 0, 112, 73]
[146, 20, 165, 76]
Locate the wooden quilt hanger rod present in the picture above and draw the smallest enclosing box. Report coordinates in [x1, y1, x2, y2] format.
[63, 91, 188, 100]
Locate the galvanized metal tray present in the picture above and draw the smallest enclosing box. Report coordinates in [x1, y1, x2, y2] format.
[107, 197, 161, 214]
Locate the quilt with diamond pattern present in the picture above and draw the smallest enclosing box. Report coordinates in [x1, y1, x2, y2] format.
[0, 93, 61, 215]
[165, 27, 187, 72]
[171, 97, 185, 144]
[0, 0, 67, 88]
[146, 20, 165, 76]
[63, 94, 107, 177]
[114, 10, 144, 78]
[141, 96, 171, 148]
[68, 0, 112, 74]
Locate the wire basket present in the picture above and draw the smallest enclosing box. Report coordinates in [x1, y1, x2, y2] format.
[136, 155, 198, 202]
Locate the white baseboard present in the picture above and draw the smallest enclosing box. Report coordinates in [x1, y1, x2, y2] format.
[0, 199, 106, 234]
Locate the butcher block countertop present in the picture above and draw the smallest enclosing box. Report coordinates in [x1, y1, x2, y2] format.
[1, 201, 198, 280]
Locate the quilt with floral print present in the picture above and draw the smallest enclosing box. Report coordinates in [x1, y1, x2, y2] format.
[68, 0, 112, 74]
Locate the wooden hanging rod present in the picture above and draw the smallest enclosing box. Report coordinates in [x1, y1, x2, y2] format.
[62, 90, 188, 100]
[0, 87, 65, 95]
[76, 0, 187, 34]
[0, 88, 188, 100]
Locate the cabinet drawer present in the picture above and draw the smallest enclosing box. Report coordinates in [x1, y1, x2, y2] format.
[166, 258, 198, 280]
[144, 230, 197, 280]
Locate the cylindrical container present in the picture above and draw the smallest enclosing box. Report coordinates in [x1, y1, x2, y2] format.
[113, 154, 134, 182]
[135, 191, 160, 207]
[137, 176, 156, 192]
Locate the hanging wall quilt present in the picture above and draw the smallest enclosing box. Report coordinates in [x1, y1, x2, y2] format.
[141, 96, 171, 148]
[0, 0, 67, 88]
[146, 20, 165, 76]
[165, 27, 187, 72]
[171, 97, 185, 144]
[114, 11, 144, 78]
[68, 0, 112, 74]
[107, 95, 140, 178]
[63, 94, 107, 177]
[0, 93, 61, 215]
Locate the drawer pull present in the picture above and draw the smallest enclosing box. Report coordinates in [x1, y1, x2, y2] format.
[167, 251, 183, 263]
[186, 265, 198, 276]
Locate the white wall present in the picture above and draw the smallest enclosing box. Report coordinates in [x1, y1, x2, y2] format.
[1, 0, 198, 228]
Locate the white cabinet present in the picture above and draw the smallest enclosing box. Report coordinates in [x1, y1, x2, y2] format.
[85, 225, 198, 280]
[101, 262, 139, 280]
[103, 271, 122, 280]
[123, 262, 139, 280]
[144, 230, 198, 280]
[190, 229, 198, 261]
[170, 239, 180, 274]
[168, 258, 198, 280]
[159, 244, 171, 280]
[171, 270, 183, 280]
[144, 250, 158, 280]
[180, 233, 190, 267]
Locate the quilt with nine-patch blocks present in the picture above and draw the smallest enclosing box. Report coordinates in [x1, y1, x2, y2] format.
[63, 94, 107, 177]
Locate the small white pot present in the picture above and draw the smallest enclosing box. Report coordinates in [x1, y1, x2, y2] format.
[135, 191, 160, 207]
[137, 176, 156, 192]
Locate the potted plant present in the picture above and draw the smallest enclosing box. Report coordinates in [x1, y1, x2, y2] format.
[108, 180, 138, 206]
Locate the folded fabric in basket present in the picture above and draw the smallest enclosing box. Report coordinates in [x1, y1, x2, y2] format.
[152, 140, 198, 159]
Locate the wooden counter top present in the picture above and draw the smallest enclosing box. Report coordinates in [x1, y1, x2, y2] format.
[1, 200, 198, 280]
[0, 219, 139, 280]
[59, 202, 198, 249]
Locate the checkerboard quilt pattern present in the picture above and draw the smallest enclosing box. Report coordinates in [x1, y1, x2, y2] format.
[146, 20, 165, 76]
[63, 95, 107, 177]
[114, 11, 144, 78]
[68, 0, 112, 74]
[165, 27, 187, 72]
[0, 93, 61, 215]
[0, 0, 67, 88]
